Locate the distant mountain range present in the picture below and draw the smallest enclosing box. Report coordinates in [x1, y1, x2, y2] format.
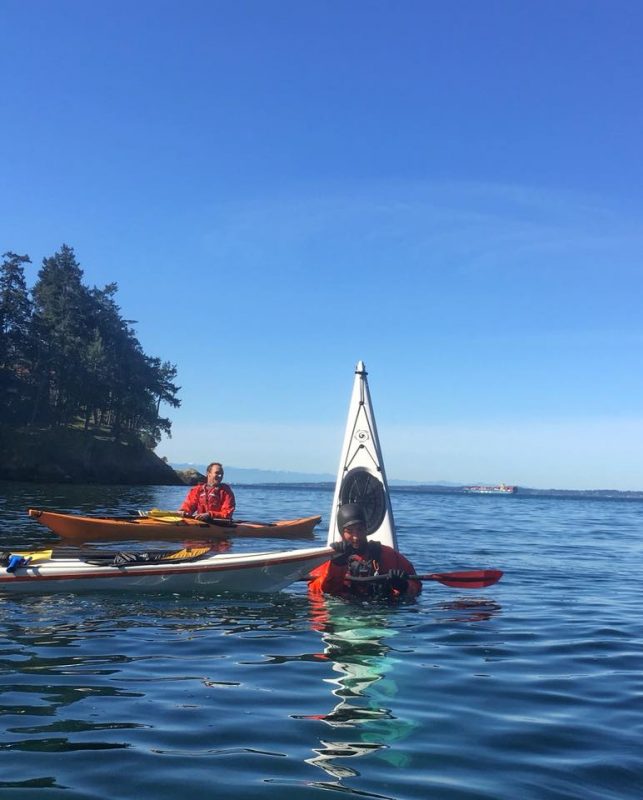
[170, 464, 642, 498]
[171, 463, 335, 484]
[170, 463, 442, 486]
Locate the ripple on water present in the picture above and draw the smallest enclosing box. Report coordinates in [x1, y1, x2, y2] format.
[2, 486, 643, 799]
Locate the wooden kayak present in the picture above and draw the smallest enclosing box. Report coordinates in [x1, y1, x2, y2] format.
[0, 544, 333, 595]
[328, 361, 397, 550]
[27, 509, 321, 543]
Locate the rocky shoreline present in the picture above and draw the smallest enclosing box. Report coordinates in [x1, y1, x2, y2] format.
[0, 426, 187, 485]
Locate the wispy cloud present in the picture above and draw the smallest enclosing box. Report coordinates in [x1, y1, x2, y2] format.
[198, 179, 643, 286]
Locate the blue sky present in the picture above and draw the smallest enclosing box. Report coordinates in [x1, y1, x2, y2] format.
[2, 1, 642, 489]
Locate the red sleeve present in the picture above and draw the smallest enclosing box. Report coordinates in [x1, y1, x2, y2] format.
[179, 485, 201, 515]
[209, 484, 235, 519]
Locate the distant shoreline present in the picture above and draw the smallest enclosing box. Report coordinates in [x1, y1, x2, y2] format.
[171, 464, 641, 497]
[229, 481, 643, 500]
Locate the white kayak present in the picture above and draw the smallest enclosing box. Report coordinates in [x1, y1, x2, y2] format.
[327, 361, 397, 550]
[0, 545, 333, 596]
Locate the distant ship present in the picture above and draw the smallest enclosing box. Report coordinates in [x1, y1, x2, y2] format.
[463, 483, 517, 495]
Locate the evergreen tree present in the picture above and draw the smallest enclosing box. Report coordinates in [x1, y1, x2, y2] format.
[2, 242, 181, 446]
[0, 251, 33, 422]
[84, 283, 127, 429]
[85, 282, 181, 445]
[30, 244, 92, 425]
[148, 358, 181, 416]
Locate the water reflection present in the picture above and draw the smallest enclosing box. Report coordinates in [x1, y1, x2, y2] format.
[300, 595, 418, 783]
[0, 592, 312, 770]
[433, 597, 503, 624]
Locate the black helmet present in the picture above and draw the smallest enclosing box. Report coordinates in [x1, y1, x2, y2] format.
[337, 503, 367, 531]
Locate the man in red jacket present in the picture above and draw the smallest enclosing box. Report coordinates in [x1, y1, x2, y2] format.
[179, 462, 236, 521]
[308, 503, 421, 600]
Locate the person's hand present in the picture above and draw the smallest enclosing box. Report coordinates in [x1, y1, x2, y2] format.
[387, 569, 409, 592]
[195, 513, 211, 522]
[330, 540, 351, 562]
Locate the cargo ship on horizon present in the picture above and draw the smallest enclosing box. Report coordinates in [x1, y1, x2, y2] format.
[463, 483, 517, 495]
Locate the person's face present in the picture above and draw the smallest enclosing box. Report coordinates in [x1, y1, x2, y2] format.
[341, 522, 368, 551]
[208, 465, 224, 484]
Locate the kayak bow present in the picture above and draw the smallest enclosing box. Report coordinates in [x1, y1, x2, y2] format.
[328, 361, 397, 550]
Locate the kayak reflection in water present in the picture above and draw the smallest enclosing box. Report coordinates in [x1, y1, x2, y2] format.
[308, 504, 421, 601]
[300, 594, 419, 779]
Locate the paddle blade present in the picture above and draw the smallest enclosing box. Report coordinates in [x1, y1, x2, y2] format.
[145, 508, 184, 519]
[11, 549, 53, 562]
[419, 569, 503, 589]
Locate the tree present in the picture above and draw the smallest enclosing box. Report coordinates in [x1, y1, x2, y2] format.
[3, 242, 181, 446]
[0, 251, 33, 422]
[148, 358, 181, 416]
[84, 283, 180, 445]
[30, 244, 92, 425]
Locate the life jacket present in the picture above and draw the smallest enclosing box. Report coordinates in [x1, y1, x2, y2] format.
[197, 485, 224, 513]
[345, 542, 388, 598]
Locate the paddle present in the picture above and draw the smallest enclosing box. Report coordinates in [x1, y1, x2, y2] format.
[347, 569, 503, 589]
[9, 545, 214, 565]
[142, 510, 290, 528]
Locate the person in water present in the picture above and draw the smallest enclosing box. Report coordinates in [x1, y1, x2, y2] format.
[179, 462, 236, 521]
[308, 503, 421, 599]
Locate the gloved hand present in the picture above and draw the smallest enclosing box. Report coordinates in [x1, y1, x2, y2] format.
[387, 569, 409, 592]
[6, 555, 29, 573]
[330, 540, 351, 563]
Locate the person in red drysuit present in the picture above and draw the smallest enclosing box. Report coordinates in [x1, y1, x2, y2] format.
[179, 462, 236, 521]
[308, 503, 421, 600]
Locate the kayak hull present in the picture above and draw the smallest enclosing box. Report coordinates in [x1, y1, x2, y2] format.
[0, 545, 332, 595]
[27, 509, 321, 543]
[328, 362, 397, 550]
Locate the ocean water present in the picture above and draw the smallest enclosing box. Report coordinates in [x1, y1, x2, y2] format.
[1, 482, 642, 800]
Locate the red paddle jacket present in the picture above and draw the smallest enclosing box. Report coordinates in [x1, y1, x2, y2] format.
[179, 483, 236, 519]
[308, 542, 421, 599]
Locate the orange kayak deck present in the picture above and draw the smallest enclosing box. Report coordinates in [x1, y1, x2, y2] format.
[27, 509, 321, 543]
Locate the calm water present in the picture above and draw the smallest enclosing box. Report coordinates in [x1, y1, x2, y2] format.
[1, 482, 643, 800]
